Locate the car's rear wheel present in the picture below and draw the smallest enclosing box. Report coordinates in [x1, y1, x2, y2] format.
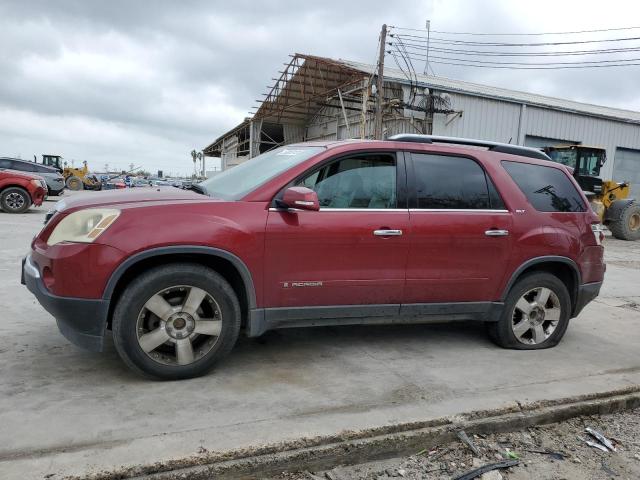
[488, 272, 571, 349]
[112, 263, 241, 380]
[0, 187, 31, 213]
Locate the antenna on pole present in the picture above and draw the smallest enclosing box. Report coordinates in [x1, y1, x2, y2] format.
[423, 20, 431, 75]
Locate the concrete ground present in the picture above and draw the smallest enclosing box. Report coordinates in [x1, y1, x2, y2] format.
[1, 194, 639, 479]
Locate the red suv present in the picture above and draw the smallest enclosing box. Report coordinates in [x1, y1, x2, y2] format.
[22, 135, 605, 379]
[0, 168, 47, 213]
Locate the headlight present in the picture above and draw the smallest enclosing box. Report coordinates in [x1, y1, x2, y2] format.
[31, 179, 46, 189]
[47, 209, 120, 246]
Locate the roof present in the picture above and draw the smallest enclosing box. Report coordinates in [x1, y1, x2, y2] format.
[339, 58, 640, 124]
[251, 54, 367, 124]
[205, 53, 640, 153]
[203, 119, 250, 157]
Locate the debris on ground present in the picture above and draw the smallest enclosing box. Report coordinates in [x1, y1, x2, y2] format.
[457, 430, 481, 456]
[452, 459, 519, 480]
[269, 408, 640, 479]
[585, 426, 617, 452]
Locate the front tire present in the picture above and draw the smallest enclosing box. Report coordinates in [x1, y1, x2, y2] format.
[488, 272, 571, 350]
[66, 176, 84, 191]
[0, 187, 31, 213]
[609, 202, 640, 241]
[112, 263, 241, 380]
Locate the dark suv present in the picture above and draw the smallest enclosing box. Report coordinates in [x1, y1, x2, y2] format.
[22, 135, 605, 379]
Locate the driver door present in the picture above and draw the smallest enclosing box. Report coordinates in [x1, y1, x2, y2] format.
[264, 152, 409, 310]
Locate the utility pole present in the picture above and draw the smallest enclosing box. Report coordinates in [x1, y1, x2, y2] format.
[374, 24, 387, 140]
[423, 20, 431, 75]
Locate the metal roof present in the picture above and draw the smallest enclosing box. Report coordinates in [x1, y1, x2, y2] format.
[251, 54, 367, 124]
[339, 59, 640, 124]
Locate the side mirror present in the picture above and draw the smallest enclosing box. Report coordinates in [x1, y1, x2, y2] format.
[279, 186, 320, 211]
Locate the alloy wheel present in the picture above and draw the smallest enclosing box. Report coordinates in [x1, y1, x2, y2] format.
[511, 287, 561, 345]
[136, 285, 222, 366]
[6, 192, 25, 210]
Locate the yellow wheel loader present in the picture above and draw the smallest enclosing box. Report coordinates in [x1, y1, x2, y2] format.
[543, 145, 639, 240]
[41, 155, 102, 191]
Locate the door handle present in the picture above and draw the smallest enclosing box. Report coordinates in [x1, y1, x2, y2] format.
[485, 229, 509, 237]
[373, 229, 403, 236]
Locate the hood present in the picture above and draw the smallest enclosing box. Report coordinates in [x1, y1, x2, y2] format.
[55, 187, 208, 213]
[1, 169, 46, 182]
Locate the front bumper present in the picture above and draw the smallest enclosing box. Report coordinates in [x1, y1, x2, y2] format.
[32, 187, 46, 206]
[573, 281, 603, 317]
[22, 254, 109, 351]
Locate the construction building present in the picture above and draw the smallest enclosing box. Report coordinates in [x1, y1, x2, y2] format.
[203, 53, 640, 196]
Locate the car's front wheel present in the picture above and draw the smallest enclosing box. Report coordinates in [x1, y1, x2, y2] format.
[112, 263, 241, 380]
[0, 187, 31, 213]
[488, 272, 571, 349]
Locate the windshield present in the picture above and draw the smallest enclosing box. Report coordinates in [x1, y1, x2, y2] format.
[198, 146, 324, 200]
[548, 149, 577, 169]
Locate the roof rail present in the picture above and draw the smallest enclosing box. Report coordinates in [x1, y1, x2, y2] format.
[388, 134, 551, 161]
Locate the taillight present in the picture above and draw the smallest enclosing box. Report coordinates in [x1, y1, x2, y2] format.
[591, 223, 605, 245]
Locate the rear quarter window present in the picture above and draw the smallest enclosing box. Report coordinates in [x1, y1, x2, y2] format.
[502, 161, 586, 213]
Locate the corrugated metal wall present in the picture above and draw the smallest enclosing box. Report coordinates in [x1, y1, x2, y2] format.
[433, 92, 640, 181]
[525, 106, 640, 179]
[433, 93, 521, 144]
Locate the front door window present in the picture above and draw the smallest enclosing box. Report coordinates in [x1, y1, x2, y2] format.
[298, 154, 397, 209]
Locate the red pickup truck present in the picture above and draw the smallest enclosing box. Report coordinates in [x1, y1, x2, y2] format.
[0, 169, 47, 213]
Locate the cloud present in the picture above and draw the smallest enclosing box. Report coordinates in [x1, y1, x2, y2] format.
[0, 0, 638, 174]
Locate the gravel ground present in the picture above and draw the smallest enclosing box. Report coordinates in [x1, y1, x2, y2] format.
[270, 408, 640, 480]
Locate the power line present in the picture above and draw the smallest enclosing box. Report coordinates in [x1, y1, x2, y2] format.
[390, 32, 640, 47]
[388, 52, 640, 69]
[388, 41, 640, 57]
[391, 50, 640, 66]
[388, 25, 640, 36]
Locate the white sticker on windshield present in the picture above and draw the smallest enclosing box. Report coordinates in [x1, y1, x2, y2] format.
[276, 149, 305, 156]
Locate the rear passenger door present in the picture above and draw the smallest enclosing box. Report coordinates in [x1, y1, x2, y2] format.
[405, 152, 513, 304]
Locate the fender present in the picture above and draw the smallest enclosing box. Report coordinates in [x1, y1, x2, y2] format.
[102, 245, 257, 309]
[604, 198, 636, 222]
[500, 255, 581, 302]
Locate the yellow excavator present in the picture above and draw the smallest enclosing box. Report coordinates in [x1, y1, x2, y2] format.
[40, 155, 102, 191]
[543, 145, 639, 240]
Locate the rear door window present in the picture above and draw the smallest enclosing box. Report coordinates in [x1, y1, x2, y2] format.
[12, 161, 36, 172]
[502, 161, 586, 212]
[410, 153, 505, 210]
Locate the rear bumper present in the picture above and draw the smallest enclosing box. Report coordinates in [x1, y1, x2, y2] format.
[573, 281, 602, 317]
[22, 254, 108, 351]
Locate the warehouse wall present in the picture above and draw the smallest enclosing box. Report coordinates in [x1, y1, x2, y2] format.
[525, 106, 640, 180]
[433, 91, 640, 182]
[432, 93, 521, 144]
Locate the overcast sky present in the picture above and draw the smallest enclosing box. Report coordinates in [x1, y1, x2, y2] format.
[1, 0, 639, 176]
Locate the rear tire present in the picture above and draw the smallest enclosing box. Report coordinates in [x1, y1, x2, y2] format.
[112, 263, 241, 380]
[0, 187, 31, 213]
[488, 272, 571, 350]
[66, 176, 84, 191]
[609, 202, 640, 241]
